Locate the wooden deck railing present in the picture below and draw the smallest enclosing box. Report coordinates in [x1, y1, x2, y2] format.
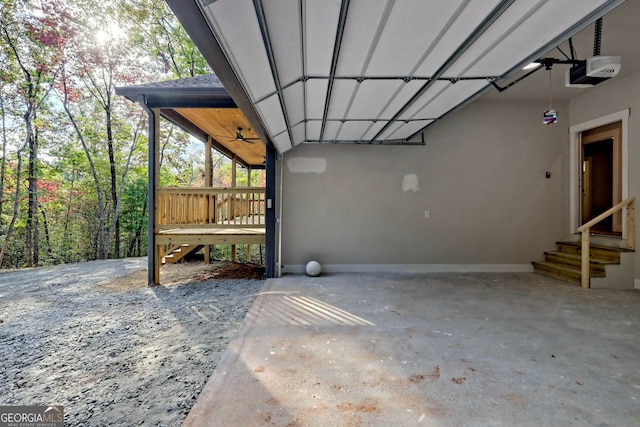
[576, 197, 635, 288]
[156, 187, 266, 229]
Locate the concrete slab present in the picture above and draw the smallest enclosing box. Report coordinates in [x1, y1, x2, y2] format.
[183, 273, 640, 426]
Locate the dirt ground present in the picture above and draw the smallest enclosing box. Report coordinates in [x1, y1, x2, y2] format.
[0, 258, 265, 426]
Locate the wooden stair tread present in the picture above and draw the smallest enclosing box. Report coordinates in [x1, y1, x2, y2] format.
[544, 251, 616, 265]
[555, 241, 634, 253]
[532, 261, 581, 285]
[162, 243, 204, 265]
[532, 261, 606, 278]
[532, 237, 632, 286]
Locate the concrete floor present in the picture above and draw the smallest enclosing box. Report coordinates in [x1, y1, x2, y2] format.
[183, 273, 640, 427]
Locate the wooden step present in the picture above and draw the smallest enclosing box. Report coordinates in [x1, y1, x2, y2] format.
[556, 241, 632, 263]
[162, 244, 203, 265]
[532, 261, 606, 286]
[543, 251, 614, 274]
[533, 240, 634, 286]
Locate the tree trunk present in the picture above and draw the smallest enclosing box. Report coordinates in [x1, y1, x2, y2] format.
[105, 105, 119, 258]
[31, 127, 40, 266]
[61, 76, 107, 259]
[0, 89, 7, 229]
[62, 169, 76, 261]
[105, 110, 144, 260]
[40, 203, 52, 258]
[0, 141, 27, 267]
[24, 105, 36, 267]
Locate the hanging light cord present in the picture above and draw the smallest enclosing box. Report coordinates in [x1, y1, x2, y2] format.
[548, 68, 553, 110]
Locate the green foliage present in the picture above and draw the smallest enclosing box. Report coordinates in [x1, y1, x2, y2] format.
[212, 244, 265, 265]
[119, 172, 148, 257]
[119, 0, 211, 78]
[0, 0, 221, 268]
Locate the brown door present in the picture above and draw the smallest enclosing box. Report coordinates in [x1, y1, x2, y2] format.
[580, 121, 622, 235]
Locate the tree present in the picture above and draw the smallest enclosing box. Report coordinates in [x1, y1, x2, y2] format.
[0, 0, 213, 268]
[121, 0, 210, 79]
[0, 0, 70, 267]
[60, 0, 150, 259]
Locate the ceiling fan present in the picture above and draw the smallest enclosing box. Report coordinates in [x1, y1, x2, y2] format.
[215, 127, 261, 144]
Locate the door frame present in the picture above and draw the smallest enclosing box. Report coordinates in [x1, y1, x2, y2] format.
[569, 109, 629, 237]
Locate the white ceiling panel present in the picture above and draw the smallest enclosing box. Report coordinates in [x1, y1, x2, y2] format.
[402, 81, 488, 120]
[377, 79, 429, 119]
[396, 80, 450, 120]
[377, 120, 405, 141]
[366, 0, 467, 76]
[387, 120, 434, 140]
[445, 0, 549, 77]
[323, 121, 342, 141]
[446, 0, 616, 77]
[306, 120, 322, 141]
[304, 0, 341, 75]
[203, 0, 275, 100]
[344, 80, 405, 120]
[291, 122, 306, 146]
[191, 0, 623, 151]
[414, 0, 504, 76]
[327, 80, 357, 119]
[255, 94, 288, 139]
[262, 0, 303, 86]
[273, 132, 293, 153]
[335, 0, 391, 76]
[282, 82, 305, 128]
[337, 120, 378, 141]
[305, 79, 328, 119]
[362, 121, 390, 140]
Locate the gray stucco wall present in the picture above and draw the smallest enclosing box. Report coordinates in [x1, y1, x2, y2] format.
[569, 70, 640, 285]
[279, 99, 570, 272]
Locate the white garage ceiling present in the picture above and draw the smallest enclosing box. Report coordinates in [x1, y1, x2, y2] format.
[177, 0, 625, 153]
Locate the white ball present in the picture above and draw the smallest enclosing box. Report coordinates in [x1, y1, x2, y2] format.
[305, 260, 322, 277]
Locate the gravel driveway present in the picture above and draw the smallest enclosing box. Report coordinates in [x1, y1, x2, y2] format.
[0, 258, 265, 426]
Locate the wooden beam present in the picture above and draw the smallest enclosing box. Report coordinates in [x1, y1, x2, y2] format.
[156, 234, 265, 246]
